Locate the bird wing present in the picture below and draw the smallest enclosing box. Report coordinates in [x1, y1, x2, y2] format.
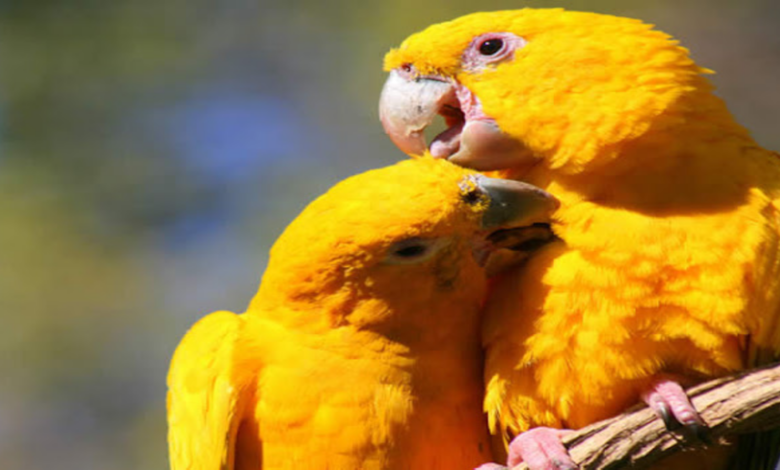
[167, 310, 258, 470]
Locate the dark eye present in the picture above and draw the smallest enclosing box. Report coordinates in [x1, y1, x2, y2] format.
[478, 38, 504, 56]
[383, 238, 448, 265]
[393, 244, 428, 258]
[463, 33, 526, 71]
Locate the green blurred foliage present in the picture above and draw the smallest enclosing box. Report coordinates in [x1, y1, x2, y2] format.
[0, 0, 777, 468]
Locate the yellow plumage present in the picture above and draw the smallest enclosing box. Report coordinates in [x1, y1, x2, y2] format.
[381, 9, 780, 467]
[166, 157, 558, 469]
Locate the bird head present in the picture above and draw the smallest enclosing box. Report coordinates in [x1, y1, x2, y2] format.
[380, 9, 716, 175]
[252, 157, 557, 332]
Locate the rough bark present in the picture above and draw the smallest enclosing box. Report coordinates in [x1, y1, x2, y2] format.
[513, 362, 780, 470]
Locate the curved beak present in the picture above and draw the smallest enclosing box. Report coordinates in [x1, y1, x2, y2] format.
[476, 175, 558, 230]
[380, 69, 532, 171]
[466, 174, 559, 268]
[379, 69, 456, 157]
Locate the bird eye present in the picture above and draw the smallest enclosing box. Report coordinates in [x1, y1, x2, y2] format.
[478, 38, 504, 56]
[394, 244, 427, 258]
[463, 33, 526, 72]
[383, 238, 448, 265]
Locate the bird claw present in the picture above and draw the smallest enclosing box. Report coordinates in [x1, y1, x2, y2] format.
[642, 377, 712, 445]
[507, 427, 577, 470]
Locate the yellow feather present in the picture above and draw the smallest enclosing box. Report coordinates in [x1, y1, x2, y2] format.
[388, 9, 780, 467]
[167, 158, 501, 469]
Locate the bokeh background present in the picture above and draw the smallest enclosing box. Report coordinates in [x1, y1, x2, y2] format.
[1, 0, 778, 468]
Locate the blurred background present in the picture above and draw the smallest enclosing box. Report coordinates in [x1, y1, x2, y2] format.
[0, 0, 778, 468]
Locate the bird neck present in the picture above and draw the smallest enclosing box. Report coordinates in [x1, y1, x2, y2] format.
[512, 89, 760, 213]
[526, 78, 756, 178]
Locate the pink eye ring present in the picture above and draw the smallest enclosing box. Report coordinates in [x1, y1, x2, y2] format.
[463, 32, 527, 71]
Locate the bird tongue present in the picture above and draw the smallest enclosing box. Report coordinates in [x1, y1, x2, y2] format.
[430, 121, 464, 158]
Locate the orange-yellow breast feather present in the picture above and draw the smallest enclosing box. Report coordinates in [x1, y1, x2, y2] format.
[382, 10, 780, 464]
[166, 157, 560, 469]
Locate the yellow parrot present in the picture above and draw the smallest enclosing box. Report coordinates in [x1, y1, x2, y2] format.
[166, 157, 558, 470]
[378, 9, 780, 469]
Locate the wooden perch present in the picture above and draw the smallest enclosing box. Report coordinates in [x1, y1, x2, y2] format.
[513, 362, 780, 470]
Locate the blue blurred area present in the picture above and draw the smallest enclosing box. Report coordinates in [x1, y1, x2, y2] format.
[144, 87, 318, 246]
[0, 1, 778, 469]
[157, 90, 313, 181]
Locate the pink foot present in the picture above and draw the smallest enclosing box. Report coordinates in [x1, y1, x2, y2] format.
[507, 427, 577, 470]
[641, 376, 710, 443]
[475, 464, 509, 470]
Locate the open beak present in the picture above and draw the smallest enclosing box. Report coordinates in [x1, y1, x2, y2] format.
[379, 68, 531, 171]
[379, 69, 456, 157]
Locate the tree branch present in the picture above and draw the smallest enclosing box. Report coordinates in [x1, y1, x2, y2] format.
[513, 362, 780, 470]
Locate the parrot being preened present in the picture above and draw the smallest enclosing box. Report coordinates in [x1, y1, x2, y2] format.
[166, 157, 558, 470]
[379, 9, 780, 469]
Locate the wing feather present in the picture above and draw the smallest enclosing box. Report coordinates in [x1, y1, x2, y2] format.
[167, 311, 256, 470]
